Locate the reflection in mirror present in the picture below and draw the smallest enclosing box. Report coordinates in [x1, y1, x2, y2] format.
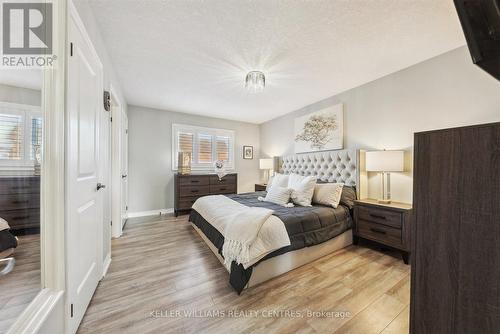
[0, 68, 42, 332]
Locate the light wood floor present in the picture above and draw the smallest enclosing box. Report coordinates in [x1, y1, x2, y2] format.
[0, 234, 41, 334]
[78, 214, 410, 334]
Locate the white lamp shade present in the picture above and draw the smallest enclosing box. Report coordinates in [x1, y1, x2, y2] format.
[259, 158, 274, 170]
[366, 150, 404, 172]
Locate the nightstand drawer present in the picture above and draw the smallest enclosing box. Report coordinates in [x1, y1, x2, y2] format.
[357, 206, 403, 228]
[357, 219, 402, 248]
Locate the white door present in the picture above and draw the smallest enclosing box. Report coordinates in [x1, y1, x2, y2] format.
[121, 112, 128, 227]
[67, 13, 104, 334]
[100, 104, 112, 272]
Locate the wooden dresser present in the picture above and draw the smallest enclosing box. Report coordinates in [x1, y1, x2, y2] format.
[411, 122, 500, 333]
[174, 173, 237, 216]
[353, 199, 412, 264]
[0, 176, 40, 235]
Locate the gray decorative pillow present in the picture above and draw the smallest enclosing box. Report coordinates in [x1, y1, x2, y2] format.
[340, 186, 357, 209]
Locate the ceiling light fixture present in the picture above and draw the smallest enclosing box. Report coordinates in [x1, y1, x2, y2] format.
[245, 71, 265, 93]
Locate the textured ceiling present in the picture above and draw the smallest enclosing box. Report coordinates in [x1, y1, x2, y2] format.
[88, 0, 465, 124]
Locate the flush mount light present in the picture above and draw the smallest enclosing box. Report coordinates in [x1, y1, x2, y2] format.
[245, 71, 265, 93]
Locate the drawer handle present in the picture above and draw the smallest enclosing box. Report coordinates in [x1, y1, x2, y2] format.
[11, 200, 29, 204]
[12, 215, 30, 220]
[370, 227, 387, 235]
[370, 214, 386, 220]
[191, 190, 199, 193]
[191, 180, 200, 183]
[220, 187, 227, 191]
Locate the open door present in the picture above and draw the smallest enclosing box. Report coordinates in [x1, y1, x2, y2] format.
[121, 111, 128, 227]
[66, 11, 104, 333]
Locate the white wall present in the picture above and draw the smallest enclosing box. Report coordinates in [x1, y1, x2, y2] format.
[0, 84, 41, 106]
[72, 0, 127, 112]
[260, 46, 500, 203]
[128, 105, 260, 212]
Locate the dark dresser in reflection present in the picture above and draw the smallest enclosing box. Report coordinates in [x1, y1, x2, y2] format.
[0, 177, 40, 235]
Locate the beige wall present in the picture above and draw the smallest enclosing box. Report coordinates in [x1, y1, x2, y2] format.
[128, 105, 260, 212]
[260, 46, 500, 203]
[0, 84, 41, 106]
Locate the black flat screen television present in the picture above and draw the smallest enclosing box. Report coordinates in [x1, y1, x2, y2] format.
[454, 0, 500, 80]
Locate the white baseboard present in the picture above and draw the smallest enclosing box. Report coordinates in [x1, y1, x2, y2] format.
[126, 208, 174, 219]
[102, 254, 111, 278]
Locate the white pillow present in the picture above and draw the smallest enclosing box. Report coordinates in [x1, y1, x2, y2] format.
[288, 173, 317, 206]
[312, 183, 344, 208]
[264, 186, 293, 206]
[266, 173, 289, 191]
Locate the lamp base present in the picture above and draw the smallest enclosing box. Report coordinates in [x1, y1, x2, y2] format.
[377, 199, 392, 204]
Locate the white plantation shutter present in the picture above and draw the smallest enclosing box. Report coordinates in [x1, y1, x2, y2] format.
[172, 124, 234, 170]
[178, 132, 193, 153]
[0, 113, 24, 160]
[0, 104, 43, 171]
[198, 134, 213, 163]
[30, 116, 43, 160]
[216, 136, 230, 162]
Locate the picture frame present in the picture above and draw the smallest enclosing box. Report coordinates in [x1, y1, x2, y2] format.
[243, 145, 253, 159]
[294, 103, 344, 153]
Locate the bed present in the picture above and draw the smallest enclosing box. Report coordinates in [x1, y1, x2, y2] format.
[189, 149, 363, 293]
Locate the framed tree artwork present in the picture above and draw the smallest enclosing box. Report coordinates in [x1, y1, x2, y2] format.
[243, 146, 253, 159]
[294, 103, 343, 153]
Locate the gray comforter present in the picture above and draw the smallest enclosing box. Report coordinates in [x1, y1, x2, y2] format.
[189, 191, 353, 293]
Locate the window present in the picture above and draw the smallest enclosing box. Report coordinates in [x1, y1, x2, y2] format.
[172, 124, 234, 170]
[0, 103, 43, 170]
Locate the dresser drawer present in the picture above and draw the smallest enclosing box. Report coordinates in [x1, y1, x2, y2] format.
[178, 196, 203, 210]
[0, 177, 40, 195]
[357, 205, 403, 228]
[357, 219, 402, 248]
[178, 175, 209, 186]
[0, 193, 40, 210]
[179, 185, 210, 198]
[209, 184, 236, 194]
[209, 175, 236, 185]
[0, 208, 40, 230]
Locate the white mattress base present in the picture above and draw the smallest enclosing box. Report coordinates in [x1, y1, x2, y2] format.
[191, 222, 353, 289]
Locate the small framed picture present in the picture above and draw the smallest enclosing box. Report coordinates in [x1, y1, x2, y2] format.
[243, 145, 253, 160]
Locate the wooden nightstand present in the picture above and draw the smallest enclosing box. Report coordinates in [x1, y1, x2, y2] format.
[353, 199, 412, 264]
[255, 183, 267, 192]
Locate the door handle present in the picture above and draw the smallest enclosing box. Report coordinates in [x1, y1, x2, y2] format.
[121, 174, 127, 179]
[97, 183, 106, 191]
[0, 258, 15, 277]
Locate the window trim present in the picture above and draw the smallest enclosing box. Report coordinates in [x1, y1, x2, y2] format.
[0, 101, 42, 172]
[172, 123, 235, 171]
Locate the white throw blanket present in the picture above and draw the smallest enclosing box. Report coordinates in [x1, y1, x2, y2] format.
[192, 195, 291, 269]
[221, 206, 273, 267]
[0, 218, 10, 232]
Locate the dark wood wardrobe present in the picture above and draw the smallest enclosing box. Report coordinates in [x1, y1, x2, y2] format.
[411, 122, 500, 333]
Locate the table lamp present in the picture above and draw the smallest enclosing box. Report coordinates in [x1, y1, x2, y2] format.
[365, 150, 404, 204]
[259, 158, 274, 184]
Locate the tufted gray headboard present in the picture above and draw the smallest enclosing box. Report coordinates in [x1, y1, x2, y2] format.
[278, 149, 359, 188]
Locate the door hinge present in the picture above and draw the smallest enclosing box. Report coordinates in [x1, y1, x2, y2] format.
[126, 129, 128, 134]
[110, 220, 113, 226]
[110, 116, 113, 122]
[70, 42, 73, 57]
[126, 205, 128, 211]
[70, 303, 74, 318]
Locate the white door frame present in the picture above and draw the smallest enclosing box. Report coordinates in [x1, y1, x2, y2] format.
[7, 0, 67, 333]
[110, 85, 125, 238]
